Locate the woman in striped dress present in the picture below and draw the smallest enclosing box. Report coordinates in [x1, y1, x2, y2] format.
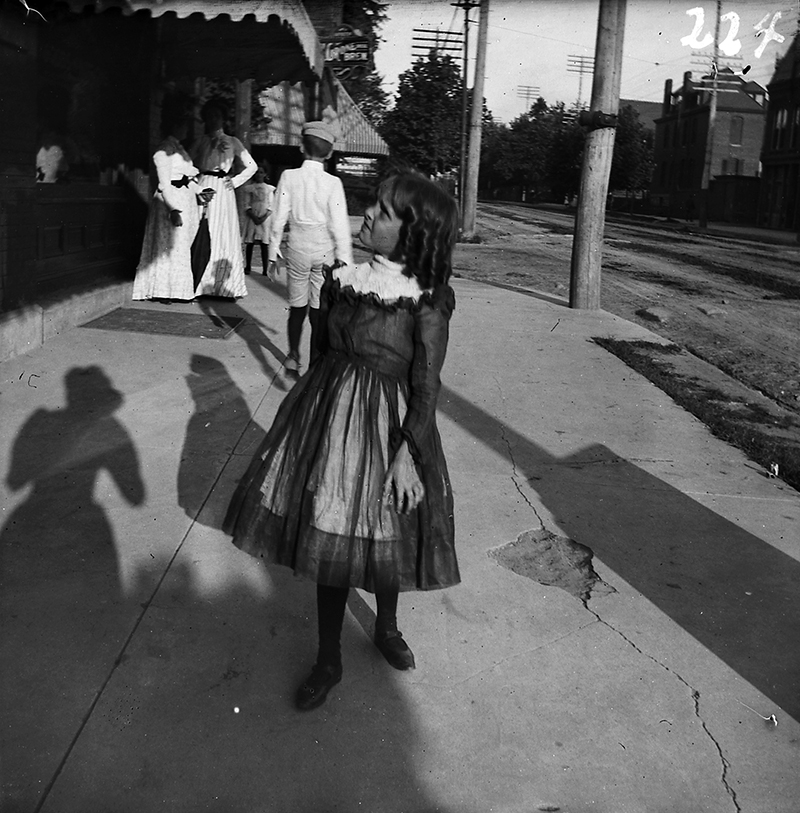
[192, 98, 257, 298]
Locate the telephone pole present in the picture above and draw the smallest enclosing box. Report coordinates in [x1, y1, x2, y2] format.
[517, 84, 541, 112]
[462, 0, 489, 239]
[698, 0, 722, 229]
[569, 0, 627, 309]
[452, 0, 479, 215]
[567, 54, 595, 107]
[411, 27, 462, 61]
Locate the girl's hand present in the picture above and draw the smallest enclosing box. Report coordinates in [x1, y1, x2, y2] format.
[223, 177, 234, 191]
[169, 209, 183, 227]
[383, 441, 425, 514]
[247, 210, 257, 223]
[265, 259, 278, 281]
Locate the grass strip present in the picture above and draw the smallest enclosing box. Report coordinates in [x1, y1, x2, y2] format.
[594, 338, 800, 492]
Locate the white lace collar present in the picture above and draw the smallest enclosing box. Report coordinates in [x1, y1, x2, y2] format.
[334, 255, 425, 302]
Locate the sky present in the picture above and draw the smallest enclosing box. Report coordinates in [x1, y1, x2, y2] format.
[373, 0, 799, 123]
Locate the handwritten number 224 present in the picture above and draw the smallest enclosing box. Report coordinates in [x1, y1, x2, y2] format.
[681, 7, 785, 58]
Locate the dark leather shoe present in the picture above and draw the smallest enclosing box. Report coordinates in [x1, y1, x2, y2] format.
[295, 663, 342, 711]
[374, 630, 416, 671]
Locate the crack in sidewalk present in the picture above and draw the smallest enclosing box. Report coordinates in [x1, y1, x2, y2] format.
[490, 380, 739, 811]
[585, 603, 741, 813]
[498, 421, 546, 529]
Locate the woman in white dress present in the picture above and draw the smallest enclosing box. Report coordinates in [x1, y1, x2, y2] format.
[132, 99, 214, 302]
[192, 98, 257, 298]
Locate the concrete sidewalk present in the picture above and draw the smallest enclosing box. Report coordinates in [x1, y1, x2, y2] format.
[1, 246, 799, 812]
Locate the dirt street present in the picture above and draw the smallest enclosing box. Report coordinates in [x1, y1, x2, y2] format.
[456, 203, 800, 414]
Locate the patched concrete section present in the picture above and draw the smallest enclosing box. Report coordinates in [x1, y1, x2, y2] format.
[489, 527, 614, 603]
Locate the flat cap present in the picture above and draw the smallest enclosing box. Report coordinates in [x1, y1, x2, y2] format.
[301, 120, 336, 145]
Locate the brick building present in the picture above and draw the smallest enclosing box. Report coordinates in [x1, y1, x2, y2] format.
[0, 0, 325, 361]
[758, 32, 800, 232]
[649, 69, 767, 221]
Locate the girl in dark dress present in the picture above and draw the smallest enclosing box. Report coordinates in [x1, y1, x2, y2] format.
[223, 171, 460, 710]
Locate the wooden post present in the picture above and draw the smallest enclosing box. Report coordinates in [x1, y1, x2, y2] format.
[235, 79, 252, 149]
[698, 0, 721, 229]
[462, 0, 489, 238]
[569, 0, 627, 310]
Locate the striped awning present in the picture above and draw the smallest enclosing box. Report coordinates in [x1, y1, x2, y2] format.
[60, 0, 323, 82]
[323, 75, 389, 157]
[253, 72, 388, 157]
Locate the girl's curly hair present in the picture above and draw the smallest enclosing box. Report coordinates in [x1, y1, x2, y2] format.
[380, 171, 459, 289]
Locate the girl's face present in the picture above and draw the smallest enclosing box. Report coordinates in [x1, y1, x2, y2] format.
[360, 192, 402, 258]
[254, 168, 266, 183]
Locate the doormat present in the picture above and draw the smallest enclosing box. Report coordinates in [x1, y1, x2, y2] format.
[81, 308, 244, 339]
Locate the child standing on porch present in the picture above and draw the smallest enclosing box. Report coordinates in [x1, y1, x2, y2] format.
[265, 121, 352, 374]
[242, 165, 275, 275]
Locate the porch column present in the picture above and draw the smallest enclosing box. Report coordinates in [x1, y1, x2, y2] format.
[235, 79, 252, 149]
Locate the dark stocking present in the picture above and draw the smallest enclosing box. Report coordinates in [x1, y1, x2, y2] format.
[375, 589, 400, 634]
[308, 307, 320, 363]
[259, 242, 269, 269]
[316, 584, 349, 668]
[245, 243, 253, 272]
[287, 306, 308, 358]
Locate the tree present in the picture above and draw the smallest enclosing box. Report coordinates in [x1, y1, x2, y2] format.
[478, 116, 509, 198]
[482, 99, 585, 202]
[341, 70, 389, 128]
[610, 104, 654, 193]
[380, 52, 463, 175]
[546, 104, 586, 203]
[500, 98, 557, 199]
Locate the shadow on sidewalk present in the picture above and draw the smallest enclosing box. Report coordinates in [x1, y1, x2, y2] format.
[0, 366, 146, 809]
[178, 354, 266, 524]
[196, 295, 288, 388]
[55, 564, 446, 812]
[441, 385, 800, 721]
[1, 361, 446, 812]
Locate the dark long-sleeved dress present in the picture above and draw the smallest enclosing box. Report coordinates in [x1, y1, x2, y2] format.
[223, 256, 460, 593]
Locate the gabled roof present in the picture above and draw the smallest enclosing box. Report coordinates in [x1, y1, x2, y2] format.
[768, 31, 800, 87]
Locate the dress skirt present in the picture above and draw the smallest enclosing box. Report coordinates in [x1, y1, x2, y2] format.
[132, 188, 199, 301]
[194, 175, 248, 298]
[223, 352, 459, 593]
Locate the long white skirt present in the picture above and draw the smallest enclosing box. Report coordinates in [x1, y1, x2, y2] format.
[194, 175, 248, 299]
[132, 188, 199, 301]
